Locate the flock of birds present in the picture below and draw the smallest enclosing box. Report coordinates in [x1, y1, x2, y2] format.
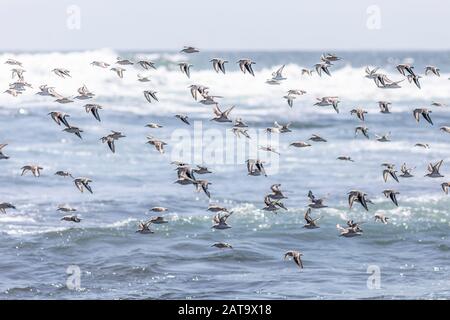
[1, 46, 450, 270]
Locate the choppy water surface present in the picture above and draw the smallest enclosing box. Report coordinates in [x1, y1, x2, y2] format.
[1, 50, 450, 299]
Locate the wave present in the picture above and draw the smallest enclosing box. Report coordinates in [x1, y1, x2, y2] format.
[1, 49, 450, 119]
[2, 195, 450, 237]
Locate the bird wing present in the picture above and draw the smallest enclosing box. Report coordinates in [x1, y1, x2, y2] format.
[359, 195, 369, 211]
[390, 193, 399, 206]
[212, 60, 219, 73]
[413, 109, 421, 122]
[390, 170, 399, 182]
[224, 106, 235, 117]
[213, 105, 222, 116]
[304, 208, 313, 223]
[74, 180, 84, 192]
[82, 181, 93, 194]
[294, 254, 303, 269]
[107, 139, 115, 153]
[348, 194, 355, 208]
[245, 63, 255, 76]
[201, 183, 211, 198]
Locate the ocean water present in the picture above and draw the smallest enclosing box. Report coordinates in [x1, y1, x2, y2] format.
[1, 49, 450, 299]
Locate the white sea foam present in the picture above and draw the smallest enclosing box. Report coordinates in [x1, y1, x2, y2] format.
[2, 50, 450, 119]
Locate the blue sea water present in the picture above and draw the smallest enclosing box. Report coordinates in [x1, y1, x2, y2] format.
[1, 49, 450, 299]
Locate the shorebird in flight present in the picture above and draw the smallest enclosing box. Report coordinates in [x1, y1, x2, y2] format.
[192, 165, 212, 175]
[137, 74, 151, 82]
[407, 74, 422, 89]
[284, 250, 303, 269]
[175, 114, 190, 125]
[84, 104, 102, 122]
[415, 143, 430, 149]
[260, 145, 280, 155]
[74, 177, 93, 194]
[212, 212, 233, 229]
[375, 132, 391, 142]
[116, 57, 134, 65]
[425, 65, 440, 77]
[374, 213, 389, 224]
[207, 204, 230, 213]
[440, 126, 450, 134]
[100, 131, 126, 153]
[287, 89, 306, 96]
[337, 156, 354, 162]
[210, 58, 228, 74]
[91, 61, 110, 68]
[290, 141, 311, 148]
[314, 96, 340, 113]
[5, 58, 22, 66]
[61, 215, 81, 223]
[48, 111, 70, 128]
[441, 182, 450, 195]
[231, 127, 251, 139]
[111, 67, 125, 78]
[413, 108, 433, 125]
[378, 101, 392, 113]
[21, 165, 43, 177]
[150, 207, 168, 213]
[303, 208, 320, 229]
[336, 222, 363, 237]
[308, 134, 327, 142]
[350, 108, 367, 121]
[237, 59, 255, 76]
[246, 159, 267, 177]
[348, 190, 370, 211]
[233, 118, 248, 128]
[137, 60, 156, 70]
[425, 160, 444, 178]
[383, 189, 399, 206]
[270, 65, 287, 81]
[144, 90, 158, 103]
[283, 94, 296, 108]
[52, 68, 71, 78]
[396, 63, 415, 76]
[307, 190, 328, 209]
[75, 85, 95, 100]
[178, 62, 192, 78]
[180, 46, 199, 54]
[55, 171, 74, 179]
[136, 221, 153, 234]
[57, 205, 77, 212]
[400, 163, 414, 178]
[193, 179, 212, 198]
[0, 202, 16, 214]
[211, 242, 233, 249]
[146, 136, 167, 154]
[63, 126, 83, 139]
[211, 105, 234, 122]
[314, 62, 332, 77]
[383, 164, 399, 182]
[267, 184, 288, 200]
[145, 123, 163, 129]
[355, 126, 369, 139]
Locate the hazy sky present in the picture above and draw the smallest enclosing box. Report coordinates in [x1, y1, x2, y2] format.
[1, 0, 450, 51]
